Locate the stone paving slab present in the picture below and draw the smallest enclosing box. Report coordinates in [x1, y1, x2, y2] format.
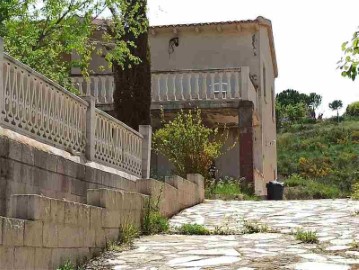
[85, 200, 359, 270]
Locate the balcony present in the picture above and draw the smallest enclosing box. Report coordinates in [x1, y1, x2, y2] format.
[70, 67, 258, 121]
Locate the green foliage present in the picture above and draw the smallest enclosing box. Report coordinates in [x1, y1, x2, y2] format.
[339, 28, 359, 81]
[1, 0, 147, 91]
[329, 100, 343, 112]
[205, 177, 260, 200]
[118, 224, 140, 245]
[153, 109, 230, 179]
[178, 224, 210, 235]
[57, 260, 76, 270]
[276, 89, 311, 107]
[295, 229, 319, 244]
[142, 211, 169, 235]
[346, 101, 359, 117]
[242, 220, 269, 234]
[278, 119, 359, 198]
[352, 182, 359, 200]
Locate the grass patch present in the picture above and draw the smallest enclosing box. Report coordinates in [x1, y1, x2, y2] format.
[142, 211, 169, 235]
[284, 174, 341, 199]
[278, 119, 359, 198]
[118, 224, 140, 246]
[206, 178, 261, 200]
[295, 229, 319, 244]
[242, 219, 269, 234]
[57, 260, 78, 270]
[350, 240, 359, 250]
[352, 182, 359, 200]
[177, 223, 210, 235]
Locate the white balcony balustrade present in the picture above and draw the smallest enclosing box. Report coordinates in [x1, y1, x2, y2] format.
[70, 67, 258, 109]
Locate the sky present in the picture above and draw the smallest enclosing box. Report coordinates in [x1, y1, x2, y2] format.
[147, 0, 359, 117]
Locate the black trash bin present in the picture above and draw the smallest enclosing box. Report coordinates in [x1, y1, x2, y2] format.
[266, 181, 284, 200]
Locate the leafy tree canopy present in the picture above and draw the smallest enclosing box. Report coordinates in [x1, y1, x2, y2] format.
[329, 100, 343, 111]
[0, 0, 147, 88]
[339, 27, 359, 81]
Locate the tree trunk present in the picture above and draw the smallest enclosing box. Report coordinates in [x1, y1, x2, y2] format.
[113, 0, 151, 131]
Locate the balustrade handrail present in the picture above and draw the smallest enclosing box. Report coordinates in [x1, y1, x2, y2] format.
[151, 67, 242, 74]
[0, 38, 150, 178]
[94, 108, 143, 139]
[4, 53, 89, 107]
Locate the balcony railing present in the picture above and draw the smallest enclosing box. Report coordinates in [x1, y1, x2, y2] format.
[70, 67, 258, 107]
[0, 40, 148, 178]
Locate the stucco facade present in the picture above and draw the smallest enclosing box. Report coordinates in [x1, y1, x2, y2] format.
[70, 16, 278, 196]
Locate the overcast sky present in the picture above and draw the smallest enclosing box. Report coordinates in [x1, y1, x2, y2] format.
[147, 0, 359, 117]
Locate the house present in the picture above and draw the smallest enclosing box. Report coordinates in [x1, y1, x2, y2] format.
[70, 16, 278, 196]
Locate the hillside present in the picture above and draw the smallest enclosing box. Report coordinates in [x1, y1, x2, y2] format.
[277, 119, 359, 198]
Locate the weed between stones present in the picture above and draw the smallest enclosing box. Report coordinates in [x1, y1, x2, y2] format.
[295, 229, 319, 244]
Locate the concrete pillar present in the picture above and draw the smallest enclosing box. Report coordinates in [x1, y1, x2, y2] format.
[139, 125, 152, 179]
[239, 101, 254, 184]
[82, 96, 96, 161]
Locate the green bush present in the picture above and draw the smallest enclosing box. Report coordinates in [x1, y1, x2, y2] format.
[205, 177, 260, 200]
[284, 174, 341, 199]
[57, 261, 76, 270]
[352, 182, 359, 200]
[153, 109, 230, 179]
[118, 224, 140, 245]
[178, 224, 210, 235]
[142, 211, 169, 235]
[346, 101, 359, 117]
[278, 119, 359, 197]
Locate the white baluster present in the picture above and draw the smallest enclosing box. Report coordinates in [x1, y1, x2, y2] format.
[234, 72, 240, 98]
[210, 72, 215, 99]
[187, 73, 192, 100]
[165, 74, 169, 101]
[86, 77, 91, 96]
[77, 77, 84, 95]
[100, 76, 106, 103]
[93, 77, 99, 103]
[226, 72, 232, 99]
[201, 73, 207, 100]
[109, 76, 114, 103]
[157, 74, 162, 101]
[172, 74, 177, 101]
[194, 73, 200, 99]
[219, 72, 223, 100]
[179, 74, 184, 100]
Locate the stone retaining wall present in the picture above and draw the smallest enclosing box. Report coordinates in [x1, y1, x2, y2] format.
[0, 133, 138, 216]
[0, 174, 205, 269]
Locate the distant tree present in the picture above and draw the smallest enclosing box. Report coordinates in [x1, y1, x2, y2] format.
[329, 100, 343, 122]
[276, 89, 309, 107]
[307, 93, 322, 118]
[346, 101, 359, 117]
[339, 27, 359, 81]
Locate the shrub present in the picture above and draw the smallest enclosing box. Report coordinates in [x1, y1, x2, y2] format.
[118, 224, 140, 245]
[178, 224, 210, 235]
[57, 261, 76, 270]
[205, 177, 260, 200]
[352, 182, 359, 200]
[346, 101, 359, 117]
[142, 211, 169, 235]
[295, 229, 319, 244]
[284, 174, 307, 187]
[153, 109, 230, 179]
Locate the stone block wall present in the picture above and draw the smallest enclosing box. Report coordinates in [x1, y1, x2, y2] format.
[0, 134, 138, 216]
[0, 190, 147, 270]
[0, 174, 205, 269]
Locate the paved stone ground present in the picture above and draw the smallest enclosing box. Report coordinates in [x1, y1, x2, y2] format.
[85, 200, 359, 270]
